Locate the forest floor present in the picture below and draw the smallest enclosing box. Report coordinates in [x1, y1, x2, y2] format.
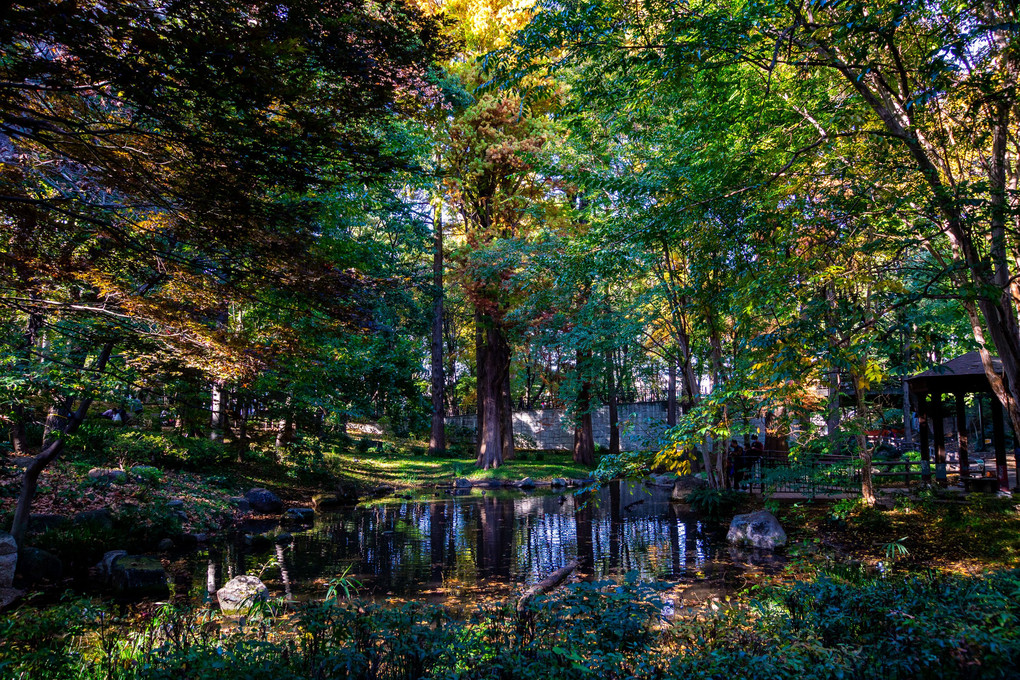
[769, 491, 1020, 576]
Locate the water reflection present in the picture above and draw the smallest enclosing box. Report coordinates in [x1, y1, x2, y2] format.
[197, 481, 728, 602]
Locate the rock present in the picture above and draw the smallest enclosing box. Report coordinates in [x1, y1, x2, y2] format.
[217, 575, 268, 614]
[88, 468, 127, 483]
[727, 510, 787, 550]
[454, 478, 472, 489]
[166, 499, 185, 510]
[650, 473, 675, 487]
[228, 496, 252, 512]
[178, 533, 208, 548]
[73, 508, 114, 530]
[312, 493, 341, 510]
[157, 538, 174, 552]
[280, 507, 314, 524]
[28, 514, 69, 534]
[551, 478, 568, 488]
[518, 477, 536, 489]
[244, 533, 272, 551]
[110, 555, 170, 598]
[0, 532, 16, 589]
[274, 532, 293, 544]
[671, 475, 710, 502]
[245, 488, 283, 514]
[371, 484, 395, 497]
[0, 587, 22, 610]
[16, 547, 63, 585]
[96, 550, 129, 581]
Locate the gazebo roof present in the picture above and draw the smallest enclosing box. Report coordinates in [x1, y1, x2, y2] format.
[907, 351, 1002, 394]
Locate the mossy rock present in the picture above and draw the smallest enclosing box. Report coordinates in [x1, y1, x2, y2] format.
[110, 555, 169, 599]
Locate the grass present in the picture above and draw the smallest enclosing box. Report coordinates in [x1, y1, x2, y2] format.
[326, 449, 593, 488]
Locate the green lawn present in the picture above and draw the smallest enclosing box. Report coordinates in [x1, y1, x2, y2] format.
[327, 449, 594, 488]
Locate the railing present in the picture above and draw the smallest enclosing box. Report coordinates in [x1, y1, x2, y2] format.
[733, 454, 861, 496]
[733, 453, 990, 496]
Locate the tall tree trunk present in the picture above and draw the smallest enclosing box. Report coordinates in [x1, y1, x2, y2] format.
[429, 207, 446, 457]
[500, 351, 515, 462]
[275, 398, 294, 460]
[11, 342, 113, 547]
[210, 380, 230, 441]
[826, 369, 842, 452]
[476, 313, 507, 470]
[10, 405, 28, 454]
[853, 372, 876, 506]
[573, 350, 595, 466]
[901, 375, 914, 449]
[667, 362, 678, 427]
[236, 396, 248, 463]
[607, 350, 620, 455]
[474, 310, 486, 462]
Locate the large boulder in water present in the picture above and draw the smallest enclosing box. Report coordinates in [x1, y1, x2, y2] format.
[245, 488, 283, 514]
[671, 475, 709, 502]
[727, 510, 787, 550]
[109, 555, 170, 599]
[0, 532, 16, 588]
[217, 575, 268, 614]
[280, 507, 314, 525]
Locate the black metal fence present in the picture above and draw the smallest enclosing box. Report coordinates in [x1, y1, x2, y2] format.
[733, 454, 862, 496]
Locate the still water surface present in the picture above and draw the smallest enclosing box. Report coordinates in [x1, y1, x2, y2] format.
[191, 481, 750, 605]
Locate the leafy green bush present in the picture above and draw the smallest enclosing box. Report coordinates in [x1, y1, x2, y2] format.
[98, 431, 229, 471]
[4, 570, 1020, 680]
[686, 487, 742, 520]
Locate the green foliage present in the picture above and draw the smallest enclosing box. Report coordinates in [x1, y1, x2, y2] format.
[5, 570, 1020, 679]
[75, 430, 231, 471]
[685, 487, 742, 521]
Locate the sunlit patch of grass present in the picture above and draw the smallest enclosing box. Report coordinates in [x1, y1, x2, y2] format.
[325, 449, 592, 488]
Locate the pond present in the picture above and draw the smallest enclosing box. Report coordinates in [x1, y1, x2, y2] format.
[186, 481, 765, 607]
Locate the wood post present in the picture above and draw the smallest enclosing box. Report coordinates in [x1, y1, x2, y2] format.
[991, 398, 1009, 491]
[955, 392, 969, 480]
[932, 393, 947, 485]
[918, 392, 931, 484]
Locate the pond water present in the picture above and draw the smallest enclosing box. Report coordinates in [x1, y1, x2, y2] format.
[186, 481, 763, 606]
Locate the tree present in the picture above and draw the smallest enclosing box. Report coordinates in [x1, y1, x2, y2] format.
[1, 0, 443, 545]
[445, 92, 552, 468]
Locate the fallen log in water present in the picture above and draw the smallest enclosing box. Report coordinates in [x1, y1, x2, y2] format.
[517, 560, 579, 614]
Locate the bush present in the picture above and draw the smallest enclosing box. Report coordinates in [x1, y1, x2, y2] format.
[686, 487, 742, 520]
[3, 570, 1020, 679]
[101, 431, 230, 471]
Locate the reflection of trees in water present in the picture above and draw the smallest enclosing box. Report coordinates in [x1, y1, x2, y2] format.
[476, 495, 515, 579]
[275, 542, 293, 600]
[575, 490, 595, 576]
[205, 487, 717, 600]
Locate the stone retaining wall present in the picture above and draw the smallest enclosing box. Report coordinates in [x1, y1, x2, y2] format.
[445, 402, 670, 451]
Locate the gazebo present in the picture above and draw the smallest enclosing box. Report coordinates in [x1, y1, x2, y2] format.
[907, 351, 1013, 491]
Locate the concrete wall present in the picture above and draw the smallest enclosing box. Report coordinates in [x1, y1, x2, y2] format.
[445, 402, 670, 451]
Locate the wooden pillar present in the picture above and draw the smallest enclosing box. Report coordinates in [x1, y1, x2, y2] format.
[919, 392, 931, 484]
[955, 392, 969, 480]
[932, 392, 947, 485]
[991, 398, 1009, 491]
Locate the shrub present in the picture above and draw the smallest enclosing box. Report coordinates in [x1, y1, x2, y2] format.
[686, 487, 742, 520]
[3, 570, 1020, 680]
